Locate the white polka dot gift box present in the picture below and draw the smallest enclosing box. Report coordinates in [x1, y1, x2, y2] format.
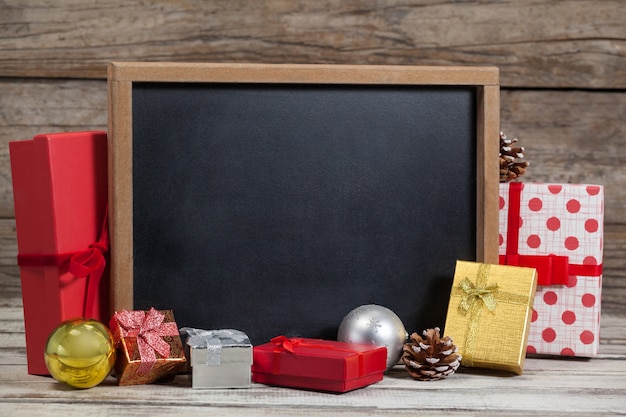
[499, 182, 604, 357]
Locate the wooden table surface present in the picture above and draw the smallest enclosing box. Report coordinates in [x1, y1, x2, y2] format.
[1, 270, 625, 416]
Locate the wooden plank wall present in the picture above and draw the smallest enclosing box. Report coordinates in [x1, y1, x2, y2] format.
[0, 1, 624, 314]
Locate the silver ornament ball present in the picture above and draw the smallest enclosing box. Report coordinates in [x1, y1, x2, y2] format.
[337, 304, 408, 371]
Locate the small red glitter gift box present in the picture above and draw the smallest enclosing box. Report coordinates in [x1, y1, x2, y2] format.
[110, 308, 186, 385]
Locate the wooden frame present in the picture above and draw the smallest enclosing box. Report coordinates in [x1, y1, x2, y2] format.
[108, 62, 499, 328]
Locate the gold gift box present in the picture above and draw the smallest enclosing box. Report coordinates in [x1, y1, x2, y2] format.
[110, 309, 187, 386]
[443, 261, 537, 374]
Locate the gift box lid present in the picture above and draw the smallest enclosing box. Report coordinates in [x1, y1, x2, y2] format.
[9, 131, 108, 254]
[252, 336, 387, 382]
[181, 328, 252, 367]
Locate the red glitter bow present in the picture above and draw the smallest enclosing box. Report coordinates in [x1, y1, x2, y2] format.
[113, 308, 180, 375]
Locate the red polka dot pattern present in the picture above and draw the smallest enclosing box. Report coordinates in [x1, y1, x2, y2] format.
[527, 234, 541, 248]
[565, 236, 579, 250]
[561, 310, 576, 325]
[528, 198, 542, 211]
[586, 185, 600, 195]
[546, 217, 560, 231]
[583, 256, 597, 265]
[498, 183, 604, 357]
[566, 199, 581, 213]
[542, 328, 557, 343]
[543, 291, 558, 305]
[566, 275, 577, 288]
[585, 219, 598, 233]
[580, 331, 594, 345]
[548, 185, 562, 194]
[581, 293, 596, 307]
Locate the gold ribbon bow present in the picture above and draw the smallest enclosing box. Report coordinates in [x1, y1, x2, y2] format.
[458, 277, 498, 315]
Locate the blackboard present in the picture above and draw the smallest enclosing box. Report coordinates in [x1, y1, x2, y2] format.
[108, 63, 499, 344]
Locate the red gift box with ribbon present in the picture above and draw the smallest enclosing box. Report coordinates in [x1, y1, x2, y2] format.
[251, 336, 387, 393]
[499, 182, 604, 357]
[9, 131, 109, 375]
[109, 308, 186, 385]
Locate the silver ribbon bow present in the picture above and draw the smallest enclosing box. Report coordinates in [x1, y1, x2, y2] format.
[180, 328, 250, 366]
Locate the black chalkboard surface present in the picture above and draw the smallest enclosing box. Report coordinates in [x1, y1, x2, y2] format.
[108, 63, 499, 344]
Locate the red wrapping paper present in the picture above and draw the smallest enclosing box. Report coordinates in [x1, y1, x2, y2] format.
[252, 336, 387, 393]
[499, 182, 604, 357]
[9, 131, 109, 375]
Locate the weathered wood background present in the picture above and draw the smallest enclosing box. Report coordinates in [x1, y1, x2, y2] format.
[0, 0, 624, 315]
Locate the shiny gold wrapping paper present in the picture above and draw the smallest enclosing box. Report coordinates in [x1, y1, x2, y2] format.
[443, 261, 537, 374]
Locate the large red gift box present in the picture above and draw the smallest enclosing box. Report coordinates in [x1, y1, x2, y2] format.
[252, 336, 387, 393]
[499, 182, 604, 357]
[9, 131, 109, 375]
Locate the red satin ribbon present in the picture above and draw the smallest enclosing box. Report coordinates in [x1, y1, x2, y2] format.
[272, 336, 309, 353]
[16, 207, 109, 318]
[270, 336, 366, 376]
[271, 335, 360, 354]
[501, 182, 602, 285]
[113, 308, 180, 375]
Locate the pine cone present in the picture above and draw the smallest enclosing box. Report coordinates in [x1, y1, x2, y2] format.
[500, 131, 529, 182]
[402, 327, 461, 381]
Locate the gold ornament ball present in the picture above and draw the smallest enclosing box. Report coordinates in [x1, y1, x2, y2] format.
[44, 318, 116, 389]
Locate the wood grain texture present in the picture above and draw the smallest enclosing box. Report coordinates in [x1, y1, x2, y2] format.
[108, 62, 500, 84]
[0, 334, 625, 416]
[1, 0, 624, 88]
[501, 89, 626, 224]
[0, 221, 18, 266]
[602, 225, 626, 317]
[1, 81, 624, 223]
[0, 79, 107, 218]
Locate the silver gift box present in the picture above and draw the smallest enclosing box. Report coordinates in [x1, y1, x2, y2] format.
[181, 328, 253, 389]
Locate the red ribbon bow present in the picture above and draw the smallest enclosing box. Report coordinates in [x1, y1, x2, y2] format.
[269, 336, 367, 377]
[499, 253, 571, 285]
[270, 335, 373, 356]
[501, 182, 602, 285]
[271, 335, 304, 353]
[113, 308, 180, 375]
[16, 207, 109, 318]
